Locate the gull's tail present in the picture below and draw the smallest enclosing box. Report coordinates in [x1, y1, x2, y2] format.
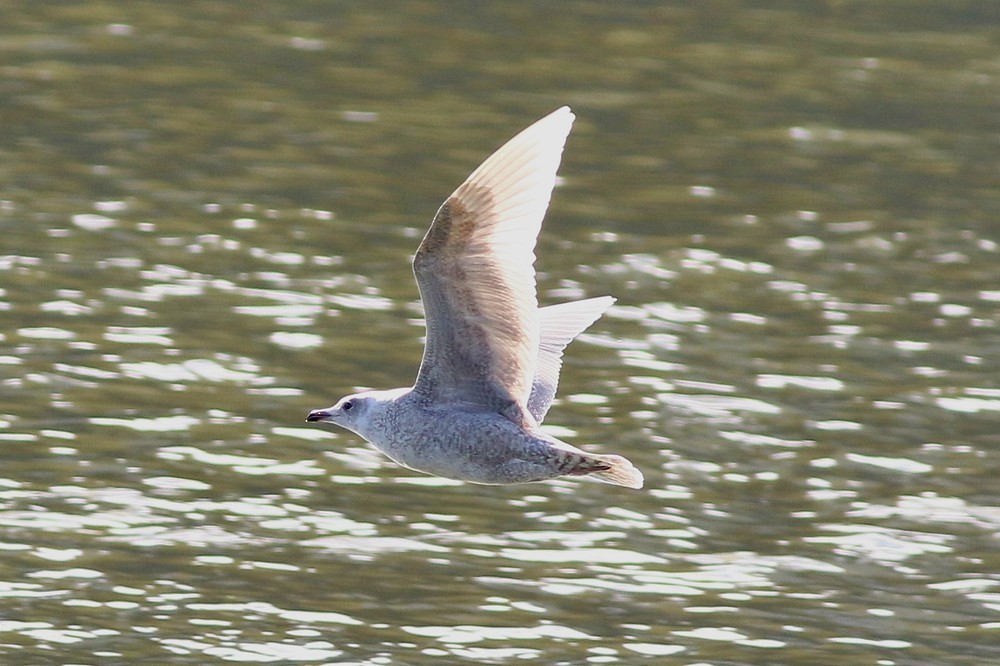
[585, 453, 644, 489]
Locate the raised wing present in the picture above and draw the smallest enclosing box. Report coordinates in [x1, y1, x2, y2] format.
[411, 107, 575, 424]
[527, 296, 615, 423]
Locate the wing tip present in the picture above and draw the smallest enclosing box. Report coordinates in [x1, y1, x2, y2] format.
[544, 105, 575, 138]
[552, 105, 575, 121]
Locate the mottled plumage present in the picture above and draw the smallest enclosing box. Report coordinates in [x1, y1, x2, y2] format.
[307, 107, 643, 489]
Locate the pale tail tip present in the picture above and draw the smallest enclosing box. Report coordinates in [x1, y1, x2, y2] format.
[591, 454, 644, 489]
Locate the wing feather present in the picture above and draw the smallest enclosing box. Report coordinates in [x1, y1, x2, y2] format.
[527, 296, 615, 423]
[411, 107, 575, 424]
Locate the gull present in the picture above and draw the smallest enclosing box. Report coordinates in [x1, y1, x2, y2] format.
[307, 107, 643, 489]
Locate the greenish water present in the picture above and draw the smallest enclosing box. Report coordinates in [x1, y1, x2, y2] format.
[2, 2, 998, 664]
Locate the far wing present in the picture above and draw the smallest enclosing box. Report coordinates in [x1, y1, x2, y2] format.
[412, 107, 575, 425]
[527, 296, 615, 423]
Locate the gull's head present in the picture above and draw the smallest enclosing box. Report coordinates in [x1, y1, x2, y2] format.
[306, 393, 374, 435]
[305, 388, 406, 436]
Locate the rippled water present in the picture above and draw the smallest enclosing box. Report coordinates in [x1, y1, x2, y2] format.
[2, 2, 999, 664]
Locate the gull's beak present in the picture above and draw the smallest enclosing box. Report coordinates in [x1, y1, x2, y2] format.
[306, 409, 332, 423]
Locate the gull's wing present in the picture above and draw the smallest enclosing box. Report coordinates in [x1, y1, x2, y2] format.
[527, 296, 615, 424]
[411, 107, 575, 425]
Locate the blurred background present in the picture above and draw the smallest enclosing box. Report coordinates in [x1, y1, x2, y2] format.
[1, 1, 998, 663]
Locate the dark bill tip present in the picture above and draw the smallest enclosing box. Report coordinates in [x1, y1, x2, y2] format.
[306, 409, 330, 422]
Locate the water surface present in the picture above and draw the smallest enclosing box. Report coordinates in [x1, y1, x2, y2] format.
[2, 2, 999, 664]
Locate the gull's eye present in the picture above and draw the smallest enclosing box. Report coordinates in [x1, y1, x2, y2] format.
[342, 400, 353, 411]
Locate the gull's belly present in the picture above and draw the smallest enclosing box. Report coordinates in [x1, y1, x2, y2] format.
[370, 406, 556, 484]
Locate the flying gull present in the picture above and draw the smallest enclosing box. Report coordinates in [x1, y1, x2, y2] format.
[307, 107, 643, 489]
